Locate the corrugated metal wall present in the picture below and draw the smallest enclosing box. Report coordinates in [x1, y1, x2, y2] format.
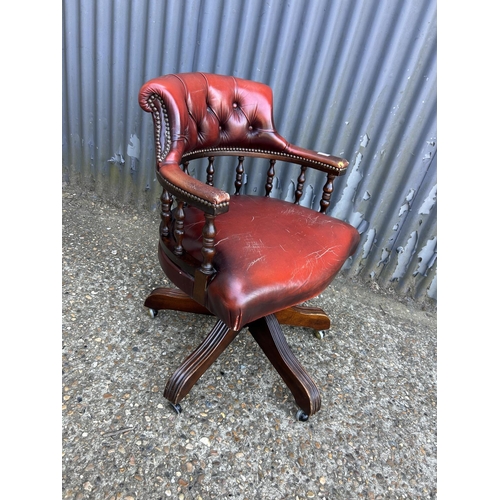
[62, 0, 437, 301]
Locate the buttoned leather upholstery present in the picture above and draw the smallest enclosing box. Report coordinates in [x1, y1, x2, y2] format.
[139, 73, 348, 211]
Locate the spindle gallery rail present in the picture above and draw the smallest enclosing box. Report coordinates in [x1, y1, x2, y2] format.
[159, 152, 342, 284]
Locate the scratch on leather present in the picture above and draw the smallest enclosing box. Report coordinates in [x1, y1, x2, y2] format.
[307, 246, 340, 259]
[246, 255, 266, 270]
[214, 236, 230, 246]
[245, 239, 267, 251]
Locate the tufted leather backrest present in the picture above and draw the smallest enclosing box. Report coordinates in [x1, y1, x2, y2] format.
[139, 72, 289, 165]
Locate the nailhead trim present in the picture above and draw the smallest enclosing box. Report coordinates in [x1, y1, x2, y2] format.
[146, 94, 171, 162]
[162, 177, 230, 210]
[182, 147, 345, 173]
[146, 95, 345, 173]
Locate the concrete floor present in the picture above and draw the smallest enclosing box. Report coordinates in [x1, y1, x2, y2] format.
[62, 185, 437, 499]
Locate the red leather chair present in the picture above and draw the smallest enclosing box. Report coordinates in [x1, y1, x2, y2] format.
[138, 73, 360, 420]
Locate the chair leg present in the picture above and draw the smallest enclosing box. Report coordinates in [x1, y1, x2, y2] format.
[247, 314, 321, 418]
[163, 319, 238, 405]
[144, 287, 211, 315]
[275, 305, 330, 331]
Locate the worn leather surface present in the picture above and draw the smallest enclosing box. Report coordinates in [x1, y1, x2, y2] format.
[158, 195, 360, 331]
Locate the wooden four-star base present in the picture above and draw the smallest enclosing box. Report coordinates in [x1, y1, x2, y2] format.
[144, 287, 331, 420]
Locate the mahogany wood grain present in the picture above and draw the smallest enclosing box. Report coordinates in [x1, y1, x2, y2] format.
[275, 305, 330, 331]
[234, 156, 244, 195]
[295, 166, 307, 204]
[320, 172, 335, 213]
[144, 287, 210, 314]
[265, 159, 276, 197]
[206, 157, 214, 186]
[200, 213, 216, 274]
[247, 314, 321, 416]
[173, 201, 185, 256]
[163, 320, 238, 404]
[160, 188, 172, 238]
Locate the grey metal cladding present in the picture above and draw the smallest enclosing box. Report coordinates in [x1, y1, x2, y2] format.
[62, 0, 437, 301]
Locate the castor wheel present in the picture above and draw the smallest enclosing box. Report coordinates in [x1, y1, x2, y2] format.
[168, 402, 182, 414]
[148, 308, 158, 319]
[295, 409, 309, 422]
[314, 330, 326, 340]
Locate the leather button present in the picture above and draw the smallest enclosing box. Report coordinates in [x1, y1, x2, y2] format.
[233, 103, 238, 108]
[248, 125, 253, 130]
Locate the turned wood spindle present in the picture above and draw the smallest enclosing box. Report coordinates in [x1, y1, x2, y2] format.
[160, 188, 172, 238]
[234, 156, 245, 195]
[294, 166, 307, 204]
[174, 200, 185, 256]
[265, 159, 276, 197]
[320, 172, 335, 213]
[200, 214, 216, 274]
[206, 157, 214, 186]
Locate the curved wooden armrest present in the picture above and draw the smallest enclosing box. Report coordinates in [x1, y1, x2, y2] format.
[158, 162, 231, 215]
[157, 161, 226, 302]
[182, 145, 349, 177]
[284, 143, 349, 174]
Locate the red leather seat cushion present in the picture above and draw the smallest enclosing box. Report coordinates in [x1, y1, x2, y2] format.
[159, 195, 360, 331]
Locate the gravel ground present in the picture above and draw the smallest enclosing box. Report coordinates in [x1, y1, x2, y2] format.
[62, 185, 437, 500]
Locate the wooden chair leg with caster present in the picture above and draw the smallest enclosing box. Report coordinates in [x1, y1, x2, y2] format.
[155, 308, 322, 421]
[162, 319, 239, 413]
[247, 314, 321, 421]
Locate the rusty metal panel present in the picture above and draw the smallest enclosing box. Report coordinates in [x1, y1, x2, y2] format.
[62, 0, 437, 300]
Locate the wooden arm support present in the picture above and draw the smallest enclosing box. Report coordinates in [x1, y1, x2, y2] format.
[181, 146, 349, 176]
[158, 162, 231, 216]
[156, 145, 349, 307]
